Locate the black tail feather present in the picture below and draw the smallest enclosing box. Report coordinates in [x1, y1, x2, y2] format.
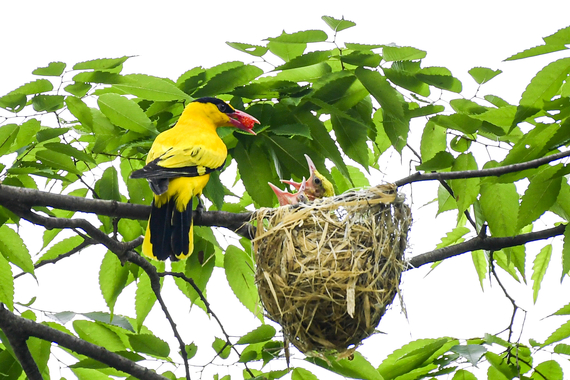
[171, 198, 193, 260]
[149, 198, 175, 260]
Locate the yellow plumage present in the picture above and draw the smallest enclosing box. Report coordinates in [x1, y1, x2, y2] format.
[131, 97, 258, 260]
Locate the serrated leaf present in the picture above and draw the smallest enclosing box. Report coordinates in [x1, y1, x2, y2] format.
[468, 67, 502, 84]
[480, 183, 519, 237]
[471, 250, 487, 289]
[226, 42, 269, 57]
[194, 65, 263, 97]
[36, 127, 69, 143]
[531, 360, 563, 380]
[543, 319, 570, 347]
[450, 344, 487, 366]
[436, 226, 470, 250]
[0, 254, 14, 311]
[65, 82, 92, 97]
[236, 325, 276, 345]
[0, 224, 33, 275]
[99, 251, 129, 314]
[292, 367, 318, 380]
[35, 149, 81, 175]
[532, 244, 552, 303]
[275, 50, 333, 71]
[267, 29, 328, 44]
[43, 142, 96, 165]
[506, 44, 568, 61]
[81, 312, 134, 333]
[437, 183, 458, 214]
[562, 225, 570, 280]
[33, 61, 66, 76]
[452, 369, 477, 380]
[382, 46, 426, 61]
[450, 153, 480, 216]
[73, 56, 129, 70]
[0, 123, 19, 156]
[212, 337, 231, 359]
[66, 96, 94, 129]
[331, 113, 369, 169]
[97, 93, 155, 134]
[135, 271, 157, 330]
[322, 16, 356, 32]
[417, 67, 462, 93]
[114, 74, 191, 101]
[378, 338, 451, 379]
[517, 168, 562, 230]
[341, 51, 382, 67]
[416, 151, 455, 171]
[224, 245, 261, 321]
[32, 94, 65, 112]
[96, 166, 121, 202]
[554, 343, 570, 354]
[6, 79, 53, 95]
[309, 352, 383, 380]
[234, 140, 274, 207]
[129, 333, 170, 358]
[73, 320, 126, 352]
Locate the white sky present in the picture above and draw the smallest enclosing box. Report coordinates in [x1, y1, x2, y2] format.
[2, 1, 570, 379]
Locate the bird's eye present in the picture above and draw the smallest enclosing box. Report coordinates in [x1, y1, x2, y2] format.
[217, 103, 229, 113]
[314, 177, 321, 185]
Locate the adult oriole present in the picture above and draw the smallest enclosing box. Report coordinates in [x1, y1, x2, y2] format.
[131, 97, 258, 260]
[282, 154, 334, 200]
[268, 178, 308, 206]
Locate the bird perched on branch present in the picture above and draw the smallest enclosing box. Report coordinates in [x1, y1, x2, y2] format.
[282, 154, 334, 200]
[268, 178, 308, 206]
[131, 97, 258, 260]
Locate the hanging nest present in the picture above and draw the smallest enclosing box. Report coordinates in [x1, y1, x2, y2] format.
[252, 183, 412, 356]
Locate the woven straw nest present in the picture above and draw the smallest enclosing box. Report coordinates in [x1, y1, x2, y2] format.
[252, 183, 411, 357]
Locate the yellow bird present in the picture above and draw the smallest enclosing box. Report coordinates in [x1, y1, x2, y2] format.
[131, 97, 258, 260]
[282, 154, 334, 200]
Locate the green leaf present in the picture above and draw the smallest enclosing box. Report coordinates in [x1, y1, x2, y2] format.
[66, 96, 94, 130]
[72, 367, 115, 380]
[356, 67, 408, 151]
[554, 343, 570, 354]
[36, 127, 69, 143]
[194, 65, 263, 97]
[0, 254, 14, 311]
[270, 62, 332, 82]
[236, 325, 276, 345]
[6, 78, 53, 95]
[450, 344, 487, 366]
[480, 183, 519, 237]
[135, 271, 157, 330]
[234, 140, 275, 207]
[562, 225, 570, 280]
[437, 183, 458, 214]
[212, 337, 231, 359]
[0, 93, 26, 112]
[97, 93, 155, 134]
[452, 369, 477, 380]
[73, 71, 125, 84]
[96, 167, 121, 202]
[267, 30, 328, 61]
[517, 167, 562, 230]
[43, 142, 96, 165]
[417, 67, 462, 93]
[416, 151, 455, 171]
[114, 74, 191, 101]
[532, 244, 552, 303]
[292, 368, 318, 380]
[506, 44, 569, 61]
[185, 342, 198, 360]
[224, 245, 261, 320]
[73, 320, 126, 352]
[275, 50, 333, 71]
[309, 352, 383, 380]
[341, 51, 382, 67]
[32, 95, 65, 112]
[226, 42, 269, 57]
[382, 46, 426, 61]
[33, 61, 66, 76]
[468, 67, 502, 84]
[543, 319, 570, 347]
[515, 57, 570, 125]
[129, 333, 170, 358]
[436, 226, 470, 250]
[65, 82, 92, 97]
[331, 113, 369, 169]
[471, 250, 487, 289]
[531, 360, 563, 380]
[486, 352, 518, 379]
[322, 16, 356, 32]
[99, 251, 129, 314]
[450, 153, 480, 216]
[81, 312, 134, 333]
[73, 56, 129, 70]
[0, 123, 19, 157]
[0, 349, 22, 378]
[35, 149, 81, 175]
[0, 225, 33, 275]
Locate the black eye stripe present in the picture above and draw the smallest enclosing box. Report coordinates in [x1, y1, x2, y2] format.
[193, 97, 234, 114]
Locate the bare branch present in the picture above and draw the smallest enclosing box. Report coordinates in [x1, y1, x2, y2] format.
[407, 224, 566, 269]
[395, 149, 570, 187]
[0, 305, 169, 380]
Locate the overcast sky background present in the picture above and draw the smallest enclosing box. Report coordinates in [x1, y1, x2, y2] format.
[2, 1, 570, 379]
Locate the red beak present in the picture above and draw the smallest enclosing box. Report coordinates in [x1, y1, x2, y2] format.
[229, 109, 259, 135]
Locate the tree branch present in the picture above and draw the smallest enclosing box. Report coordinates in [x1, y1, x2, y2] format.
[0, 184, 254, 239]
[395, 149, 570, 187]
[0, 305, 169, 380]
[407, 224, 566, 269]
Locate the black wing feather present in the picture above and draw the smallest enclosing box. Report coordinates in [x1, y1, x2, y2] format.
[149, 198, 175, 260]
